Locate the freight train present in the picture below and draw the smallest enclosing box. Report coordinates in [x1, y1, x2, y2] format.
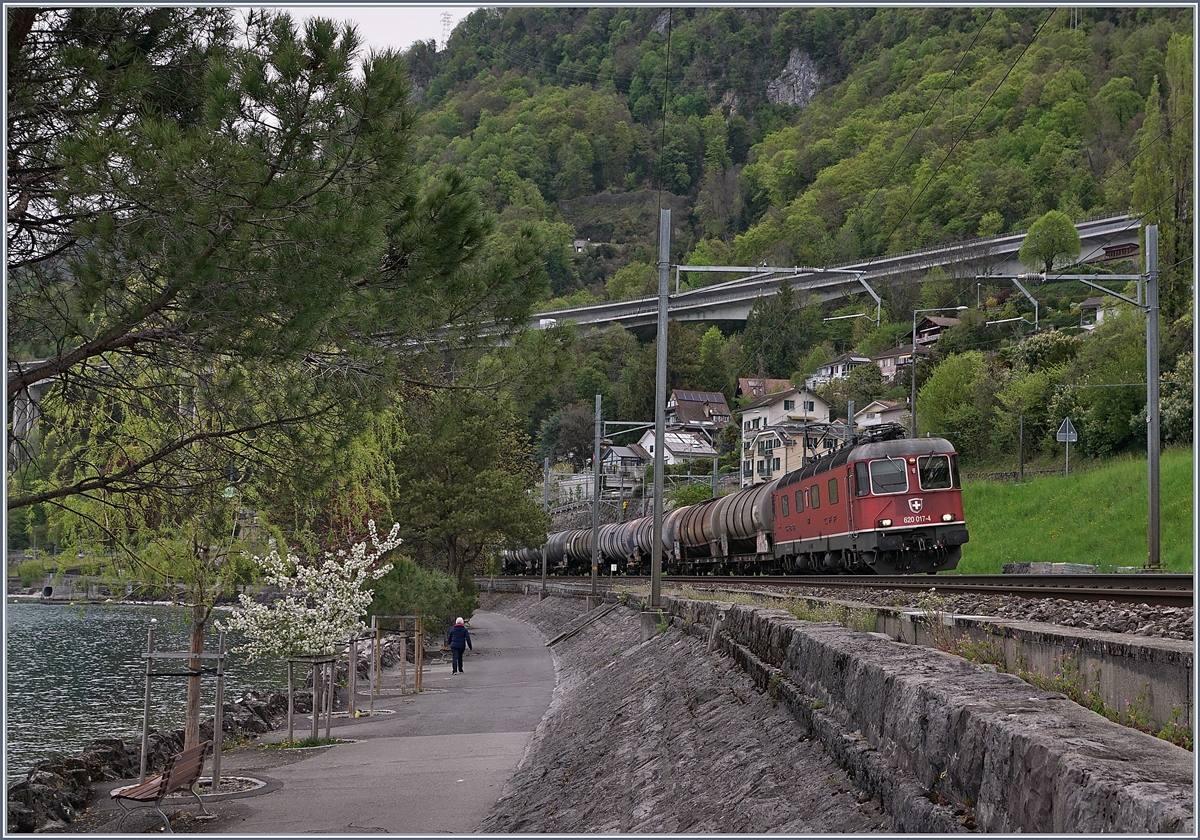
[504, 424, 968, 576]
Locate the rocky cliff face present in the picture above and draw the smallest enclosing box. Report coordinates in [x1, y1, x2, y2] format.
[767, 48, 821, 107]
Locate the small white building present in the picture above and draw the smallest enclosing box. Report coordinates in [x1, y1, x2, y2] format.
[636, 429, 717, 466]
[804, 353, 872, 391]
[854, 399, 909, 430]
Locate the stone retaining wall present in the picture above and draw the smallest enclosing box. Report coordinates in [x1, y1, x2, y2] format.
[487, 581, 1193, 833]
[679, 596, 1193, 833]
[881, 610, 1193, 730]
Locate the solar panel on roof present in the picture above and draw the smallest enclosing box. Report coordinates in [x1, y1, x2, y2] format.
[674, 390, 726, 403]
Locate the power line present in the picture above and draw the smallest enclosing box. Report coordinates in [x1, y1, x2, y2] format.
[848, 9, 996, 256]
[881, 9, 1058, 256]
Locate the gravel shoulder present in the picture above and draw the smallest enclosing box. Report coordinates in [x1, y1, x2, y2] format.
[478, 593, 894, 834]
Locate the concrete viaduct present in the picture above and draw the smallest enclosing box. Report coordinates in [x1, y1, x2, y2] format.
[533, 214, 1140, 330]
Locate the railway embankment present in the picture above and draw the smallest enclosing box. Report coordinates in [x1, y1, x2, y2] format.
[485, 581, 1194, 834]
[879, 609, 1193, 732]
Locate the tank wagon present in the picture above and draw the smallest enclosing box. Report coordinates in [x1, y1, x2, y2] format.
[503, 425, 968, 576]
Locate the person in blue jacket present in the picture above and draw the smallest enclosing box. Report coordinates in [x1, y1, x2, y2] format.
[446, 617, 472, 674]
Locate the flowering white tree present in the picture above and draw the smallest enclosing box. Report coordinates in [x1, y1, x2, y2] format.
[220, 521, 402, 660]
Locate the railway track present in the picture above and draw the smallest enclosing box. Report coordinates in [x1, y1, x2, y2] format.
[539, 573, 1195, 609]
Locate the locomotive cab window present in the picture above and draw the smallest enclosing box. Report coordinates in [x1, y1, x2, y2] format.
[827, 477, 839, 505]
[810, 484, 820, 509]
[868, 458, 908, 494]
[917, 454, 953, 490]
[795, 490, 804, 512]
[854, 462, 870, 496]
[781, 495, 790, 517]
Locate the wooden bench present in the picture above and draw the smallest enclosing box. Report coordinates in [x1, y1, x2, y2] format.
[111, 740, 211, 832]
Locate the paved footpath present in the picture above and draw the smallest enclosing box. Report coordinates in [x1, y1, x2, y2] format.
[82, 610, 556, 834]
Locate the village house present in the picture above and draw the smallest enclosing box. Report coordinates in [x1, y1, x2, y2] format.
[854, 399, 909, 430]
[600, 444, 647, 498]
[804, 352, 872, 391]
[739, 387, 835, 486]
[872, 343, 932, 382]
[635, 428, 718, 467]
[913, 314, 961, 345]
[665, 389, 732, 436]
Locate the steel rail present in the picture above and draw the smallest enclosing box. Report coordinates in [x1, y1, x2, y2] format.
[665, 574, 1195, 608]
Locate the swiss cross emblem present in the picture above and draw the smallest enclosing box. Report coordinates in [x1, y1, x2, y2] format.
[908, 498, 924, 513]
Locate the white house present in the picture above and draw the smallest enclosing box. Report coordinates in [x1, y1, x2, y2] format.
[742, 420, 849, 486]
[854, 399, 909, 430]
[739, 388, 832, 487]
[804, 353, 872, 391]
[636, 429, 717, 466]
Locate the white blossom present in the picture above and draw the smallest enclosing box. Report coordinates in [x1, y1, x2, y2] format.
[219, 521, 401, 660]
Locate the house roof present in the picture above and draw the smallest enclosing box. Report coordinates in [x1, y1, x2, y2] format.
[671, 389, 727, 404]
[668, 389, 732, 428]
[855, 400, 906, 417]
[873, 344, 932, 361]
[825, 353, 872, 366]
[919, 315, 961, 328]
[605, 445, 645, 462]
[1079, 297, 1105, 309]
[661, 431, 717, 458]
[737, 377, 792, 398]
[628, 443, 652, 460]
[743, 387, 827, 412]
[636, 429, 717, 459]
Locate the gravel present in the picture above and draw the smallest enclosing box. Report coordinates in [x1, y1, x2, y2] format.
[734, 584, 1194, 641]
[478, 593, 896, 835]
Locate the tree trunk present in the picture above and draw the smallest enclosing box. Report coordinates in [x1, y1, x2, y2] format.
[186, 602, 206, 749]
[446, 535, 458, 581]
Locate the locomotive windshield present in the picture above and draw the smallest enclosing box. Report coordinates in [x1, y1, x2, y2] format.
[917, 454, 955, 489]
[868, 458, 908, 494]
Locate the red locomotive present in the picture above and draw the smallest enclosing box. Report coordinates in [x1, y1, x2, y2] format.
[770, 429, 967, 574]
[504, 425, 968, 576]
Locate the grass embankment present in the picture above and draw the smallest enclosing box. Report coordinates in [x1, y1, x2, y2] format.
[958, 448, 1194, 574]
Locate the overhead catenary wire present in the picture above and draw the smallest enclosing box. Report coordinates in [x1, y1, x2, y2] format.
[849, 8, 996, 255]
[874, 9, 1058, 265]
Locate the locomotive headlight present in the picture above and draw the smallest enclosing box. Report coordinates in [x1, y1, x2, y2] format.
[942, 513, 954, 522]
[877, 518, 892, 527]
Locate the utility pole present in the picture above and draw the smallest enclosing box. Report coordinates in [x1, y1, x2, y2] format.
[591, 394, 602, 597]
[651, 209, 670, 609]
[541, 457, 549, 599]
[981, 223, 1161, 568]
[1145, 226, 1160, 570]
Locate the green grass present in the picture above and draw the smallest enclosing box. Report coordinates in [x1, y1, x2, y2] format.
[957, 447, 1194, 574]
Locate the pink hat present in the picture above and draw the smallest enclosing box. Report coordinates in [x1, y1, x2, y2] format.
[455, 617, 464, 625]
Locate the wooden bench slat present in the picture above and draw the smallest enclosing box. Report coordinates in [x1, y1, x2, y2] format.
[111, 741, 211, 832]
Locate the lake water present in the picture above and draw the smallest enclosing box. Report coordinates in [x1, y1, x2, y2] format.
[4, 601, 288, 783]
